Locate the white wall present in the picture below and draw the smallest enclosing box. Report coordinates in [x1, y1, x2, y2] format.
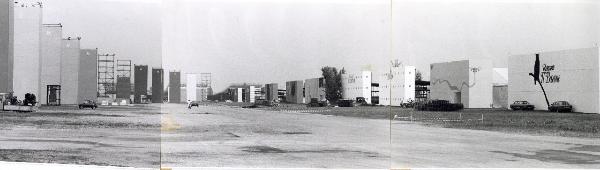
[377, 65, 416, 106]
[40, 25, 62, 105]
[342, 71, 372, 103]
[186, 74, 197, 101]
[508, 47, 599, 113]
[60, 39, 80, 105]
[13, 5, 42, 101]
[430, 60, 493, 108]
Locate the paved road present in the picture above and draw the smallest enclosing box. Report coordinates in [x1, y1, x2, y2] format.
[161, 103, 600, 168]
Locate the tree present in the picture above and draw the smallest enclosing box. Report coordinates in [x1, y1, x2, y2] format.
[321, 66, 344, 104]
[415, 70, 423, 81]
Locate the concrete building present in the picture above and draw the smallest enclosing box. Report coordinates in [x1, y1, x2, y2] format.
[40, 24, 62, 105]
[151, 68, 164, 103]
[304, 78, 326, 103]
[0, 0, 14, 94]
[509, 47, 600, 113]
[286, 80, 304, 103]
[493, 68, 508, 108]
[133, 65, 148, 104]
[60, 38, 81, 105]
[186, 74, 197, 101]
[13, 3, 42, 101]
[116, 77, 131, 99]
[377, 65, 416, 106]
[342, 71, 373, 103]
[169, 71, 181, 103]
[264, 83, 278, 103]
[430, 60, 493, 108]
[78, 49, 97, 103]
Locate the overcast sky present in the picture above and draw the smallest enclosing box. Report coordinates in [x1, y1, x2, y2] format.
[40, 0, 599, 92]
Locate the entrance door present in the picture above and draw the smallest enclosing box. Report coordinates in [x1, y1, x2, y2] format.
[454, 91, 461, 104]
[47, 85, 61, 106]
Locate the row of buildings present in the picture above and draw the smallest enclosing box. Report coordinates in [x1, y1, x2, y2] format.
[0, 1, 185, 106]
[0, 2, 96, 105]
[210, 46, 600, 114]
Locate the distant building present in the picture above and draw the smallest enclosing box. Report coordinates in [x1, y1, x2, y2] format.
[186, 74, 197, 101]
[342, 71, 372, 103]
[493, 68, 508, 109]
[0, 0, 14, 94]
[377, 64, 416, 106]
[133, 65, 148, 104]
[151, 68, 164, 103]
[430, 60, 493, 108]
[169, 71, 181, 103]
[13, 3, 42, 101]
[264, 83, 278, 103]
[60, 38, 82, 105]
[116, 77, 131, 99]
[286, 80, 304, 103]
[304, 78, 326, 103]
[78, 49, 98, 103]
[40, 24, 62, 105]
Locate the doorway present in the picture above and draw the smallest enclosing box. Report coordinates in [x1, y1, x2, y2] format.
[47, 85, 61, 106]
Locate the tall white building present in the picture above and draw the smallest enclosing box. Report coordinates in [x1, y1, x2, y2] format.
[378, 64, 416, 106]
[430, 59, 493, 108]
[13, 3, 42, 101]
[342, 71, 373, 103]
[40, 24, 62, 105]
[186, 73, 197, 101]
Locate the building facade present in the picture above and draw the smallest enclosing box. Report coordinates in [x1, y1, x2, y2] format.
[377, 65, 416, 106]
[342, 71, 373, 103]
[264, 83, 278, 103]
[430, 60, 493, 108]
[186, 74, 197, 101]
[0, 0, 14, 94]
[13, 3, 42, 101]
[60, 38, 81, 105]
[304, 78, 326, 103]
[286, 80, 304, 103]
[116, 77, 131, 99]
[40, 24, 62, 105]
[508, 47, 599, 113]
[169, 71, 181, 103]
[78, 48, 97, 103]
[151, 68, 164, 103]
[133, 65, 148, 104]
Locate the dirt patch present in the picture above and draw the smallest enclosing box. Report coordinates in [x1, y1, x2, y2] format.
[282, 131, 311, 135]
[0, 139, 118, 148]
[491, 150, 600, 164]
[240, 146, 286, 153]
[570, 145, 600, 153]
[0, 149, 124, 167]
[239, 145, 380, 157]
[0, 119, 159, 129]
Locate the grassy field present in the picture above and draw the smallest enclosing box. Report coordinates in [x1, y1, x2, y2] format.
[218, 102, 600, 138]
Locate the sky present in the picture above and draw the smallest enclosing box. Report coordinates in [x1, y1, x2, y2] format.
[37, 0, 599, 93]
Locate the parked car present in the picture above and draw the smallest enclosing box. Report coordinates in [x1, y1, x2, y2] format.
[78, 100, 98, 109]
[337, 99, 355, 107]
[307, 98, 327, 107]
[510, 101, 535, 110]
[188, 101, 199, 109]
[415, 100, 463, 111]
[548, 101, 573, 112]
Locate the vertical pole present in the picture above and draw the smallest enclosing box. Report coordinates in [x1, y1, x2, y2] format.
[537, 79, 550, 107]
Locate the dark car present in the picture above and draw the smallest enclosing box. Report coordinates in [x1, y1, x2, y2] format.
[510, 101, 535, 110]
[548, 101, 573, 112]
[337, 99, 355, 107]
[188, 101, 199, 109]
[307, 98, 327, 107]
[78, 100, 97, 109]
[415, 100, 463, 111]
